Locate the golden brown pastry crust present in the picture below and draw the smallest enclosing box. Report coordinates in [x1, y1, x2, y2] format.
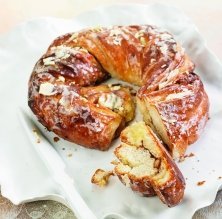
[28, 45, 135, 150]
[28, 25, 209, 152]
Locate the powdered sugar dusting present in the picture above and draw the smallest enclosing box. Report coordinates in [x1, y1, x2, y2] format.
[165, 89, 193, 100]
[78, 106, 105, 133]
[196, 115, 208, 136]
[158, 69, 180, 89]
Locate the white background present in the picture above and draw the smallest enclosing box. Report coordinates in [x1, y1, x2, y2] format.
[0, 0, 222, 61]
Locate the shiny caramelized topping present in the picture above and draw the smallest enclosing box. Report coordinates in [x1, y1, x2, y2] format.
[28, 25, 208, 155]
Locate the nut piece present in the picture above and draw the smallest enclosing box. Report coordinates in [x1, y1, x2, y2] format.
[91, 169, 114, 187]
[98, 93, 123, 111]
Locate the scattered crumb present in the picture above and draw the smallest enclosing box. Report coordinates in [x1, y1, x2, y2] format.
[187, 152, 195, 158]
[179, 152, 195, 162]
[185, 178, 188, 180]
[197, 160, 200, 162]
[62, 148, 65, 150]
[178, 156, 185, 162]
[53, 137, 60, 142]
[32, 129, 40, 143]
[91, 169, 114, 187]
[218, 176, 222, 180]
[197, 181, 206, 186]
[111, 160, 119, 165]
[67, 153, 73, 157]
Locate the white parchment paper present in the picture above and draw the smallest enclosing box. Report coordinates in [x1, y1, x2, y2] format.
[0, 3, 222, 219]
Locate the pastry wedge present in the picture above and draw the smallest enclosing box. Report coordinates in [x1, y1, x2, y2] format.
[114, 121, 185, 207]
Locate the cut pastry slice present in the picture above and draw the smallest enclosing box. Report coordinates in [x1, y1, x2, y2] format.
[137, 72, 209, 159]
[114, 121, 185, 207]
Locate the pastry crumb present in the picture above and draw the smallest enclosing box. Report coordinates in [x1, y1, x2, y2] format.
[218, 176, 222, 180]
[53, 137, 60, 142]
[32, 129, 40, 143]
[67, 153, 73, 157]
[188, 152, 195, 157]
[178, 156, 185, 162]
[179, 152, 195, 162]
[197, 181, 206, 186]
[91, 169, 114, 187]
[111, 160, 119, 165]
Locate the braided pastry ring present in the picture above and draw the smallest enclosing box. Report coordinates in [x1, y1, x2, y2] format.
[28, 25, 209, 158]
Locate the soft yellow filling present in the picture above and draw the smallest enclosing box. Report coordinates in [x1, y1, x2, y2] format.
[115, 122, 170, 185]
